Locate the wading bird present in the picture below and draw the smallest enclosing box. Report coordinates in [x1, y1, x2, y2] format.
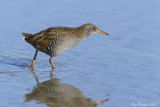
[22, 23, 109, 69]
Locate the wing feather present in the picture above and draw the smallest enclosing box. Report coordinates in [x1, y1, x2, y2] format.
[34, 34, 61, 49]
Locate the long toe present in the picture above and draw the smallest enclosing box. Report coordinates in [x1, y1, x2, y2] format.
[28, 60, 35, 68]
[51, 65, 55, 69]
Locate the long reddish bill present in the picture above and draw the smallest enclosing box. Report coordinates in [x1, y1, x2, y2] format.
[95, 99, 109, 105]
[96, 29, 109, 36]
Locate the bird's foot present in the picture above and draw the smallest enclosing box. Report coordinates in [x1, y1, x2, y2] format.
[95, 99, 109, 105]
[51, 66, 55, 70]
[28, 60, 35, 68]
[50, 62, 55, 69]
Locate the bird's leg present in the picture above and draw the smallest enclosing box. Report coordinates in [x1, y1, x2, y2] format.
[49, 57, 55, 69]
[28, 50, 38, 68]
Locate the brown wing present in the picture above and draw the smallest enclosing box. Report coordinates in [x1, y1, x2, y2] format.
[24, 27, 74, 49]
[34, 34, 58, 48]
[32, 27, 63, 49]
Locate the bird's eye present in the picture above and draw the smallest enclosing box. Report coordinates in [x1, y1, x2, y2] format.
[93, 27, 96, 30]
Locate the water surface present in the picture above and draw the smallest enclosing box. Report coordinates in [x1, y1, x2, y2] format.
[0, 0, 160, 107]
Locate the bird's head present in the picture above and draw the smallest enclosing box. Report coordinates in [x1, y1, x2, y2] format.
[81, 23, 109, 36]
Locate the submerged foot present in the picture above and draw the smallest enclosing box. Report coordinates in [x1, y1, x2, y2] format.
[28, 60, 35, 68]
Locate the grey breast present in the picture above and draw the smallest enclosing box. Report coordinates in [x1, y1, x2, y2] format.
[53, 37, 84, 56]
[36, 35, 84, 57]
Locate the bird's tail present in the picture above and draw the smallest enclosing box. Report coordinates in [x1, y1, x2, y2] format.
[21, 37, 25, 41]
[22, 32, 32, 37]
[21, 32, 33, 41]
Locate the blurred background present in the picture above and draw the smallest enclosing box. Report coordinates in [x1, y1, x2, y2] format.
[0, 0, 160, 107]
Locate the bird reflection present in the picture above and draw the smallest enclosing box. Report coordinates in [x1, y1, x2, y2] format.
[25, 68, 109, 107]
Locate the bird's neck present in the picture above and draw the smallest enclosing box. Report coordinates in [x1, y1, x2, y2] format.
[76, 25, 89, 37]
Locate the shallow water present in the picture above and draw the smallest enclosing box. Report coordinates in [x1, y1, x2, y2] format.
[1, 0, 160, 107]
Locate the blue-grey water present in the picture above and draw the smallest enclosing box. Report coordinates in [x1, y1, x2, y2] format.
[0, 0, 160, 107]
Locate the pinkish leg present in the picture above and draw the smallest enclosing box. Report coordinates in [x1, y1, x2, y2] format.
[49, 57, 55, 69]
